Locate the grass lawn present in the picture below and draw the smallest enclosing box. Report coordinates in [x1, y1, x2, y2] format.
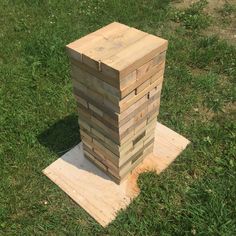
[1, 0, 236, 235]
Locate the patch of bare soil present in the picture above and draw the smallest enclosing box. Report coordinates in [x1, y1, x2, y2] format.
[172, 0, 236, 45]
[222, 101, 236, 114]
[193, 105, 216, 122]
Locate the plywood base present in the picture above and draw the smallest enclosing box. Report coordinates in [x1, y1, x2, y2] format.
[43, 122, 190, 227]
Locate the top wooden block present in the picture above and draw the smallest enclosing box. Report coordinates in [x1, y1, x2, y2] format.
[66, 22, 168, 85]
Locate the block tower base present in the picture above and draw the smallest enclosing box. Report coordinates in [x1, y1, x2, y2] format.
[43, 122, 190, 227]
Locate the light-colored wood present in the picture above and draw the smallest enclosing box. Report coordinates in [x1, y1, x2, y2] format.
[82, 27, 147, 70]
[77, 92, 160, 142]
[136, 51, 166, 80]
[101, 34, 167, 80]
[71, 58, 120, 88]
[120, 61, 165, 98]
[72, 67, 163, 114]
[76, 89, 160, 130]
[43, 122, 190, 227]
[67, 22, 168, 88]
[119, 75, 163, 112]
[66, 22, 130, 63]
[66, 22, 168, 182]
[71, 65, 120, 101]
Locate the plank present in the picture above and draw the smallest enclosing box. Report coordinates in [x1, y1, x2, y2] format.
[75, 85, 161, 130]
[101, 34, 168, 79]
[43, 122, 190, 227]
[67, 22, 168, 90]
[72, 68, 163, 114]
[71, 64, 120, 101]
[118, 76, 162, 113]
[120, 60, 165, 98]
[136, 51, 166, 80]
[71, 58, 120, 88]
[82, 27, 147, 71]
[66, 22, 130, 64]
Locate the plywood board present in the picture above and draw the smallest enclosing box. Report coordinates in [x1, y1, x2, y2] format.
[43, 122, 190, 227]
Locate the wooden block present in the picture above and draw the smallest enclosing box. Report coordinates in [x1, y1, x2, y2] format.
[134, 119, 147, 135]
[133, 130, 146, 146]
[84, 143, 118, 172]
[73, 71, 162, 114]
[78, 106, 117, 134]
[84, 150, 108, 172]
[74, 95, 88, 108]
[77, 89, 160, 134]
[80, 115, 119, 144]
[83, 135, 119, 166]
[66, 22, 130, 65]
[119, 138, 154, 176]
[103, 81, 120, 97]
[82, 137, 93, 150]
[93, 139, 119, 161]
[74, 88, 117, 117]
[119, 95, 147, 121]
[73, 70, 163, 123]
[90, 116, 119, 140]
[103, 99, 119, 113]
[120, 71, 136, 89]
[77, 101, 119, 129]
[67, 22, 167, 88]
[71, 64, 120, 102]
[120, 61, 165, 98]
[88, 103, 103, 117]
[81, 26, 147, 71]
[66, 22, 168, 182]
[71, 58, 120, 88]
[80, 129, 93, 143]
[133, 106, 148, 123]
[72, 79, 88, 94]
[136, 51, 166, 80]
[101, 34, 168, 81]
[148, 99, 159, 113]
[119, 92, 159, 125]
[90, 128, 121, 156]
[144, 133, 155, 146]
[119, 75, 163, 112]
[120, 105, 158, 140]
[135, 78, 151, 94]
[78, 118, 91, 132]
[82, 117, 157, 172]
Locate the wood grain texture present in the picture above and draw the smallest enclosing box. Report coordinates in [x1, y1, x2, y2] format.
[101, 34, 167, 80]
[43, 122, 190, 227]
[66, 22, 168, 88]
[66, 22, 168, 183]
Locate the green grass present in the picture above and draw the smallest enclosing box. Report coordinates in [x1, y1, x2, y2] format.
[172, 0, 210, 31]
[1, 0, 235, 235]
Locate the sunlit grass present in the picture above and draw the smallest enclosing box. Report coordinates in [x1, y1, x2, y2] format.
[0, 0, 235, 235]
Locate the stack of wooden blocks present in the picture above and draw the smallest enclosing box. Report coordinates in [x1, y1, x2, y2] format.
[66, 22, 168, 183]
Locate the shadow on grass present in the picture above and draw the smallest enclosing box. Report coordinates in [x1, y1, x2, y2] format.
[39, 114, 112, 181]
[38, 114, 81, 156]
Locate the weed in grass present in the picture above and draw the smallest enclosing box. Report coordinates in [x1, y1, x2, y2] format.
[189, 35, 236, 77]
[172, 0, 210, 31]
[219, 2, 236, 17]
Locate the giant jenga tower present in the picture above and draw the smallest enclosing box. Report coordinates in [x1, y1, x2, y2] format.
[66, 22, 168, 183]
